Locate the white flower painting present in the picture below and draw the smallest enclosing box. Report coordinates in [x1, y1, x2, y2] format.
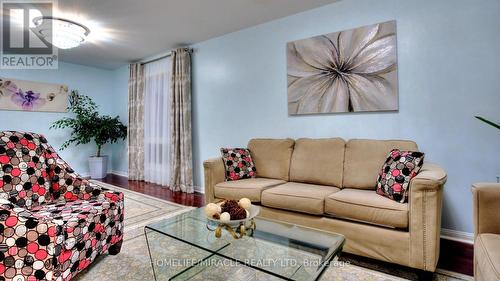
[287, 20, 398, 115]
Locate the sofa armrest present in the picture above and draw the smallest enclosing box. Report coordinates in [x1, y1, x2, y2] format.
[203, 157, 225, 203]
[411, 162, 447, 192]
[0, 202, 65, 279]
[50, 170, 103, 202]
[408, 162, 447, 272]
[473, 183, 500, 237]
[43, 141, 104, 202]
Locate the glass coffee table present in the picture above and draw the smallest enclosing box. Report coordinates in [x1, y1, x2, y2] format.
[144, 208, 345, 281]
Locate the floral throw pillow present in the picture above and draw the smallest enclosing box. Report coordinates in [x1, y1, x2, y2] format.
[376, 149, 425, 203]
[220, 148, 257, 181]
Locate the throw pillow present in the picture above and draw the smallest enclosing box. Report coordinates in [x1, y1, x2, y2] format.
[376, 149, 425, 203]
[220, 148, 257, 181]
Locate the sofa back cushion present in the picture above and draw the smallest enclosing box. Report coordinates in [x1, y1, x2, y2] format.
[343, 139, 419, 189]
[248, 138, 295, 181]
[289, 138, 345, 187]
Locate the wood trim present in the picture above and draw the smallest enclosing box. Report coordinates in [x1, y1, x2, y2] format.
[98, 173, 205, 207]
[441, 228, 474, 244]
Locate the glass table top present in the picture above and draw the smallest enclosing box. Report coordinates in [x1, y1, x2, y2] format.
[145, 208, 345, 281]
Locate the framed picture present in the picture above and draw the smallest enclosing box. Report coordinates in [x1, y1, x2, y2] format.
[0, 78, 69, 112]
[287, 20, 398, 115]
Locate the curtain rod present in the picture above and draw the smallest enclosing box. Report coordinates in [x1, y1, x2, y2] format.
[140, 48, 193, 65]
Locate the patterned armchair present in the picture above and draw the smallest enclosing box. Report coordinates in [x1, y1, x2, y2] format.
[0, 131, 124, 281]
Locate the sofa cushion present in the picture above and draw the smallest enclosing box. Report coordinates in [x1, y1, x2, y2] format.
[261, 182, 340, 215]
[220, 148, 257, 181]
[30, 199, 116, 248]
[214, 178, 285, 202]
[376, 149, 425, 203]
[289, 138, 345, 187]
[475, 233, 500, 281]
[343, 139, 419, 190]
[325, 188, 409, 228]
[248, 138, 295, 181]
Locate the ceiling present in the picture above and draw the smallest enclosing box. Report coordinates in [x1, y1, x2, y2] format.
[49, 0, 339, 69]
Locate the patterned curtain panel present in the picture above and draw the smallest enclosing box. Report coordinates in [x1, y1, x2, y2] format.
[169, 48, 194, 193]
[128, 63, 145, 181]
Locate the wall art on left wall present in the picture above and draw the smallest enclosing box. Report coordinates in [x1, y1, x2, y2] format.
[0, 78, 69, 112]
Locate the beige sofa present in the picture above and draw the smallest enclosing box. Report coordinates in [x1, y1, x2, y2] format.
[204, 138, 447, 272]
[473, 183, 500, 281]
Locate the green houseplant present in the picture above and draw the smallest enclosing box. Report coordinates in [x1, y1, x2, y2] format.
[51, 91, 127, 178]
[475, 116, 500, 130]
[475, 115, 499, 182]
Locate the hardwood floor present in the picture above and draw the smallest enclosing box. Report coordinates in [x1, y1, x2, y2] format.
[438, 238, 474, 276]
[97, 173, 473, 277]
[98, 173, 205, 207]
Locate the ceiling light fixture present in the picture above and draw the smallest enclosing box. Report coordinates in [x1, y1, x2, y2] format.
[32, 16, 90, 49]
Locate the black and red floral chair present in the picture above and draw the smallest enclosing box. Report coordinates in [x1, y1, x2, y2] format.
[0, 131, 124, 281]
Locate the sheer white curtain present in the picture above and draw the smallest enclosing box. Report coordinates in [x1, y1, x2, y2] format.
[144, 57, 171, 186]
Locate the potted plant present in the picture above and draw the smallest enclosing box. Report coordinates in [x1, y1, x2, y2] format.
[51, 91, 127, 178]
[475, 116, 500, 130]
[475, 116, 499, 182]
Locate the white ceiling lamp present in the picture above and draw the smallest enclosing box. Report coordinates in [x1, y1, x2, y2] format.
[32, 16, 90, 49]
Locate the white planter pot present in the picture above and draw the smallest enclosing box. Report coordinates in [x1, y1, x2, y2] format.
[88, 156, 108, 179]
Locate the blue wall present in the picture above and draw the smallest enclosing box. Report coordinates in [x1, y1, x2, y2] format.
[110, 65, 129, 175]
[0, 62, 123, 175]
[191, 0, 500, 233]
[2, 0, 499, 234]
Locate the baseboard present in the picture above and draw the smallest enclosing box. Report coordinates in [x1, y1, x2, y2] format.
[441, 228, 474, 244]
[194, 185, 204, 193]
[80, 170, 127, 178]
[110, 170, 129, 177]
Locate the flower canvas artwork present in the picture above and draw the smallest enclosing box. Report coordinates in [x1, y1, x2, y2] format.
[287, 20, 398, 115]
[0, 78, 69, 112]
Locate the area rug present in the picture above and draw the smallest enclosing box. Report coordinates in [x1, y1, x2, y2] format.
[73, 182, 471, 281]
